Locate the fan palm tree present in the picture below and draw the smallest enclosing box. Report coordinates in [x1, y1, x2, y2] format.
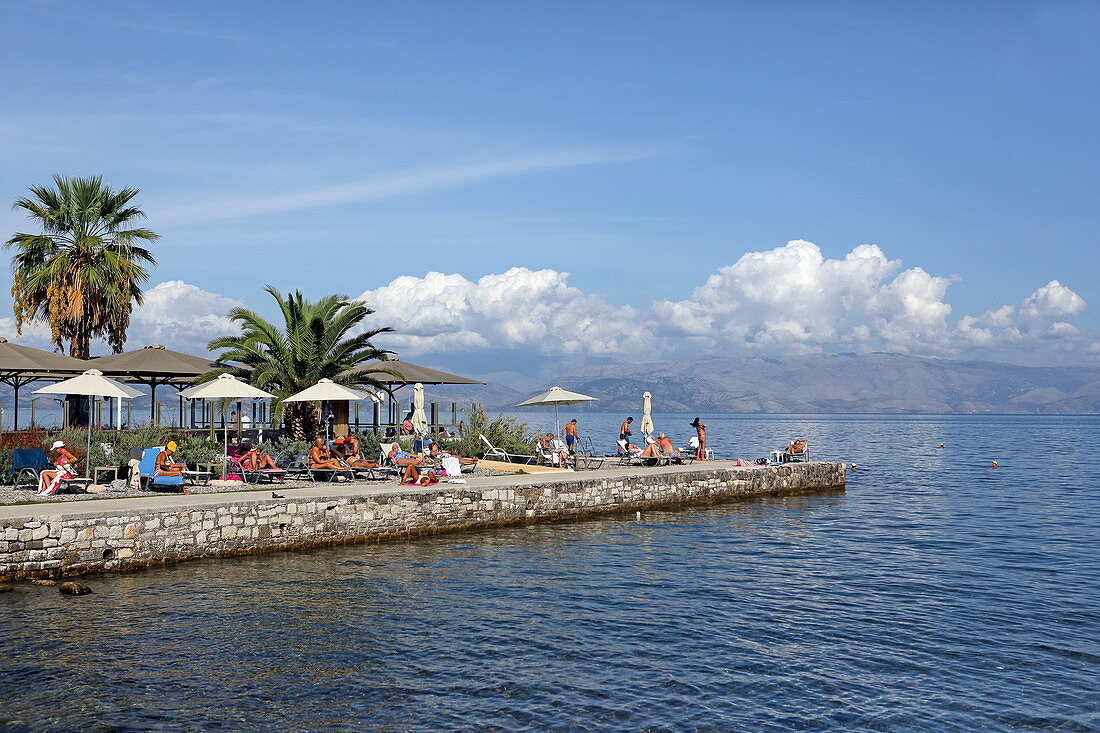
[205, 286, 395, 441]
[6, 174, 159, 358]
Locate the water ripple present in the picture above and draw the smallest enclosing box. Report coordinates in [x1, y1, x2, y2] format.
[2, 414, 1100, 731]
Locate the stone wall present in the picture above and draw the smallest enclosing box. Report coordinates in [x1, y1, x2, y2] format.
[0, 462, 845, 580]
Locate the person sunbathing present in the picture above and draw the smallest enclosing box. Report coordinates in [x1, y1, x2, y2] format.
[388, 443, 428, 467]
[656, 433, 678, 456]
[786, 439, 808, 455]
[239, 442, 279, 471]
[37, 440, 79, 496]
[427, 442, 478, 465]
[402, 463, 438, 485]
[309, 438, 345, 470]
[155, 441, 184, 477]
[332, 437, 378, 468]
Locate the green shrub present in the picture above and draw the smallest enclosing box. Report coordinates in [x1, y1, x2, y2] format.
[448, 405, 535, 459]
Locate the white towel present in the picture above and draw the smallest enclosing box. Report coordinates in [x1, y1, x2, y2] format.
[441, 455, 461, 476]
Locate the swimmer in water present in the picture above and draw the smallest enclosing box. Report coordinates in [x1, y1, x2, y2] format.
[849, 463, 858, 471]
[991, 461, 999, 469]
[938, 444, 945, 449]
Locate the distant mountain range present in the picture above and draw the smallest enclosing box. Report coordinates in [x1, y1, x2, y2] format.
[428, 353, 1100, 414]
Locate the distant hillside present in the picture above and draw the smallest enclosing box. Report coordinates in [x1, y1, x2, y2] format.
[429, 353, 1100, 414]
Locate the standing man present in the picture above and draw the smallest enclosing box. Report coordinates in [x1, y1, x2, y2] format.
[618, 416, 634, 453]
[562, 419, 579, 454]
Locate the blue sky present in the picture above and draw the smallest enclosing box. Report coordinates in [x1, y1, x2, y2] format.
[1, 0, 1097, 367]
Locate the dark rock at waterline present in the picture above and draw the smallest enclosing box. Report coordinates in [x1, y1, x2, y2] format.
[58, 582, 92, 596]
[0, 584, 13, 593]
[31, 579, 57, 586]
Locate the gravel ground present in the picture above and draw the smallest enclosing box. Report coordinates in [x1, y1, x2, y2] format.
[0, 466, 513, 506]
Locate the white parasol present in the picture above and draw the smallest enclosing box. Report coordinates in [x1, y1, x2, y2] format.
[641, 391, 654, 437]
[181, 374, 274, 478]
[411, 382, 429, 439]
[516, 386, 598, 437]
[34, 369, 142, 478]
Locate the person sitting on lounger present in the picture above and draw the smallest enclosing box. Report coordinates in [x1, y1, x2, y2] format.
[37, 440, 79, 496]
[786, 439, 808, 456]
[656, 432, 679, 457]
[155, 441, 184, 478]
[541, 433, 572, 467]
[388, 443, 428, 467]
[309, 438, 345, 470]
[239, 442, 280, 471]
[427, 442, 478, 465]
[332, 437, 378, 468]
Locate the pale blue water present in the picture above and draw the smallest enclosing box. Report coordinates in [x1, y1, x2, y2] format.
[1, 414, 1098, 731]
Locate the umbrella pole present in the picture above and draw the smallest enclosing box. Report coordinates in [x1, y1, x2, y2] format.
[223, 403, 228, 480]
[86, 419, 92, 480]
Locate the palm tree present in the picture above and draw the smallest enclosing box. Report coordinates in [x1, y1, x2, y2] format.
[6, 174, 159, 358]
[206, 286, 395, 441]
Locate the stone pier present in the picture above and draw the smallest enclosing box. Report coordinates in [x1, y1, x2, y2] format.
[0, 461, 845, 581]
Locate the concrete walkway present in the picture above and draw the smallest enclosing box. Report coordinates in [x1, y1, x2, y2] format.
[0, 459, 757, 523]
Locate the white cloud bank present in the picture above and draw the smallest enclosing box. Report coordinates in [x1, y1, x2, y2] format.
[0, 241, 1091, 362]
[0, 280, 241, 356]
[357, 241, 1091, 360]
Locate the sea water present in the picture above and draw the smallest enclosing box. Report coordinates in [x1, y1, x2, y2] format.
[1, 414, 1098, 731]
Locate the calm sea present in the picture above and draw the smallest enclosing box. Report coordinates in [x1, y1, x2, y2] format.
[1, 414, 1098, 731]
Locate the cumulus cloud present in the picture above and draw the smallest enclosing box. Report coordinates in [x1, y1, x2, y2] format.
[358, 241, 1091, 360]
[958, 280, 1088, 351]
[0, 243, 1090, 362]
[125, 280, 241, 353]
[653, 241, 960, 354]
[356, 268, 650, 356]
[0, 280, 241, 356]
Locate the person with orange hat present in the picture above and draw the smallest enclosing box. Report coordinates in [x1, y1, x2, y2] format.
[155, 441, 184, 478]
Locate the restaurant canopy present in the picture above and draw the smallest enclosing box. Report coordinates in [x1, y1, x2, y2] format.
[93, 344, 221, 420]
[0, 337, 91, 429]
[342, 358, 484, 389]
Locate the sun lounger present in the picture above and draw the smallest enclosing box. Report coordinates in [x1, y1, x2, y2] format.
[479, 434, 534, 464]
[138, 448, 185, 491]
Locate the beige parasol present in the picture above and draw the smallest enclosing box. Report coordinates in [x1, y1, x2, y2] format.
[34, 369, 143, 478]
[411, 382, 429, 438]
[180, 375, 274, 478]
[516, 386, 598, 436]
[641, 392, 654, 437]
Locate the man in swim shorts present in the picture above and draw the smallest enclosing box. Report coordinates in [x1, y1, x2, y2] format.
[562, 419, 578, 453]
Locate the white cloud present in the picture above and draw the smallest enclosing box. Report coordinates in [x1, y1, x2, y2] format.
[0, 244, 1090, 362]
[0, 281, 241, 356]
[153, 147, 658, 226]
[124, 280, 242, 354]
[358, 241, 1090, 360]
[652, 241, 958, 354]
[356, 268, 649, 356]
[958, 280, 1088, 351]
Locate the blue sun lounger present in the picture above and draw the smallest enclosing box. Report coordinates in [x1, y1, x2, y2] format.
[138, 448, 185, 491]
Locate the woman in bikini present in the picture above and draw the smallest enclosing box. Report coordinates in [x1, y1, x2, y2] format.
[239, 442, 279, 471]
[309, 438, 345, 470]
[691, 417, 707, 460]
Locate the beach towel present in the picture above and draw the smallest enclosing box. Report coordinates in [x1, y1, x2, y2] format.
[441, 455, 461, 476]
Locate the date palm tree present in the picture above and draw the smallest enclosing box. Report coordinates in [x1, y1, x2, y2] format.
[6, 174, 159, 358]
[205, 286, 395, 441]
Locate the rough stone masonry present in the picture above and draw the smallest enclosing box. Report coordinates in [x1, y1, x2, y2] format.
[0, 461, 845, 581]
